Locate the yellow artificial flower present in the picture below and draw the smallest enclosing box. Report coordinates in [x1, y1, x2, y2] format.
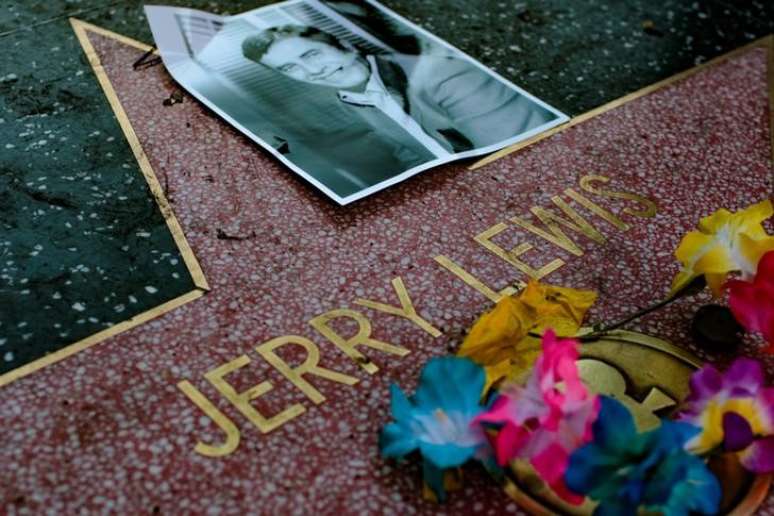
[458, 281, 597, 390]
[482, 359, 513, 396]
[458, 296, 532, 366]
[671, 199, 774, 297]
[520, 281, 598, 336]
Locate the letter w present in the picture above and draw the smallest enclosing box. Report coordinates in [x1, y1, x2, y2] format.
[510, 195, 605, 256]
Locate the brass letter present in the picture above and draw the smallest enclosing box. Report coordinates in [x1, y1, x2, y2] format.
[205, 355, 305, 434]
[256, 335, 358, 404]
[434, 255, 521, 302]
[355, 277, 442, 338]
[309, 309, 409, 374]
[580, 175, 658, 218]
[577, 359, 674, 432]
[474, 223, 564, 280]
[177, 380, 241, 457]
[510, 196, 606, 256]
[564, 188, 630, 231]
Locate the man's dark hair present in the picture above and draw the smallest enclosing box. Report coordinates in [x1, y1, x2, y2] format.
[242, 25, 348, 64]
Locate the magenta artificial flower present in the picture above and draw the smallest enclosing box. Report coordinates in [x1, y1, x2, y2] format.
[678, 357, 774, 473]
[728, 249, 774, 353]
[475, 330, 600, 504]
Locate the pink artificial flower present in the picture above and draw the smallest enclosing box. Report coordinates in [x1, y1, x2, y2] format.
[475, 330, 600, 504]
[728, 250, 774, 353]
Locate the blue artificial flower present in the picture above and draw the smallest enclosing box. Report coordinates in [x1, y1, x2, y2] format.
[379, 357, 490, 501]
[565, 397, 721, 516]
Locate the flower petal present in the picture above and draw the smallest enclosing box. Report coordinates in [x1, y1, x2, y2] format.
[644, 452, 721, 515]
[380, 422, 418, 459]
[735, 199, 774, 237]
[482, 359, 512, 395]
[755, 249, 774, 285]
[591, 396, 637, 452]
[419, 441, 476, 470]
[728, 253, 774, 347]
[565, 442, 626, 499]
[414, 357, 484, 412]
[551, 478, 585, 506]
[722, 411, 754, 452]
[738, 233, 774, 277]
[758, 387, 774, 432]
[693, 243, 736, 275]
[521, 282, 597, 334]
[531, 441, 569, 485]
[678, 364, 723, 421]
[738, 436, 774, 473]
[458, 281, 596, 379]
[457, 296, 529, 365]
[492, 422, 529, 466]
[565, 399, 640, 497]
[389, 383, 413, 421]
[724, 358, 764, 393]
[671, 200, 774, 297]
[728, 278, 774, 340]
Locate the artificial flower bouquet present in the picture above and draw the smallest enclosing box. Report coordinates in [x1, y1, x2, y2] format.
[379, 199, 774, 515]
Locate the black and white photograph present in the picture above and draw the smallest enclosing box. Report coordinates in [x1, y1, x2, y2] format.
[146, 0, 569, 204]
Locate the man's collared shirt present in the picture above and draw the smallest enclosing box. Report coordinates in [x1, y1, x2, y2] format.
[337, 56, 451, 159]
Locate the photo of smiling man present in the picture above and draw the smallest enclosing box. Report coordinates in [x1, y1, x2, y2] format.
[146, 1, 568, 205]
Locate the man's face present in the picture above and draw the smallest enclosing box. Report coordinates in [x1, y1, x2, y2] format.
[260, 36, 370, 89]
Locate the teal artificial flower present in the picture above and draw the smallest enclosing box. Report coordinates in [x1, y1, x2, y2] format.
[565, 397, 721, 516]
[379, 357, 491, 501]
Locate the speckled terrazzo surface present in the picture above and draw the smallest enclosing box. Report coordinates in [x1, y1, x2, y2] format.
[0, 28, 771, 514]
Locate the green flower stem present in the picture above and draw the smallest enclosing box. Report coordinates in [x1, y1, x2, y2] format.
[581, 276, 707, 342]
[578, 296, 677, 342]
[527, 277, 707, 343]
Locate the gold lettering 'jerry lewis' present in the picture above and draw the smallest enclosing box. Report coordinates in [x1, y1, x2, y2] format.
[177, 380, 240, 458]
[177, 335, 360, 458]
[309, 309, 409, 374]
[433, 255, 523, 303]
[256, 336, 359, 404]
[580, 175, 658, 218]
[204, 355, 305, 434]
[355, 277, 442, 338]
[475, 223, 565, 280]
[178, 277, 437, 456]
[178, 175, 657, 458]
[437, 174, 657, 301]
